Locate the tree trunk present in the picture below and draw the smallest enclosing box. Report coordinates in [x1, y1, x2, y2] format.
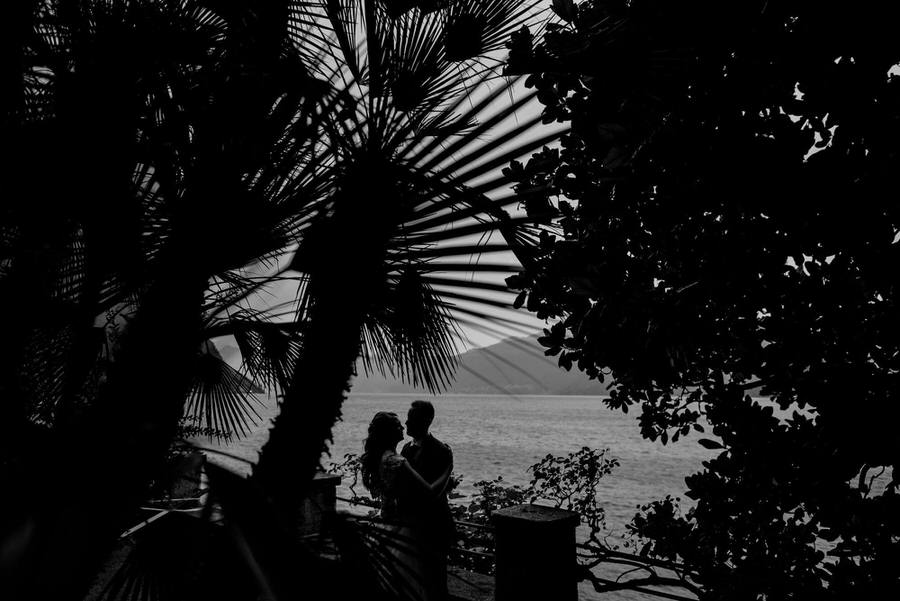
[240, 257, 370, 599]
[253, 160, 396, 508]
[253, 270, 366, 506]
[247, 160, 398, 597]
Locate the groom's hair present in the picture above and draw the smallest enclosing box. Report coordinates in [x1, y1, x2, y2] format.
[410, 399, 435, 426]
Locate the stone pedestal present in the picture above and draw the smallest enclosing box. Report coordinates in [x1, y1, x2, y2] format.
[492, 504, 580, 601]
[299, 472, 341, 535]
[169, 451, 205, 499]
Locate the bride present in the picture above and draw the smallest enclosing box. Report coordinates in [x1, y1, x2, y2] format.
[360, 411, 451, 601]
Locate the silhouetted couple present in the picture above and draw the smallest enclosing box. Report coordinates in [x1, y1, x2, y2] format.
[361, 400, 454, 601]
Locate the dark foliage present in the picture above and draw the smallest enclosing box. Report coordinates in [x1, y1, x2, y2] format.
[247, 7, 558, 589]
[92, 513, 258, 601]
[2, 1, 560, 599]
[1, 2, 326, 598]
[506, 1, 900, 598]
[330, 447, 619, 576]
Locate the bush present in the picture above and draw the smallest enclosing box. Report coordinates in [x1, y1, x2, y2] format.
[328, 446, 619, 574]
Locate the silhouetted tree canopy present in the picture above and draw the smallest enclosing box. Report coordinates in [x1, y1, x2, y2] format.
[2, 1, 556, 599]
[507, 1, 900, 597]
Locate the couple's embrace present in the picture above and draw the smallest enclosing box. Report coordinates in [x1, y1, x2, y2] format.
[361, 400, 454, 601]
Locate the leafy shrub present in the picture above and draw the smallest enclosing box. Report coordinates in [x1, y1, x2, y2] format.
[328, 446, 619, 574]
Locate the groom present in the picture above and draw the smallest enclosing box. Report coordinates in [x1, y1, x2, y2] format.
[402, 399, 454, 600]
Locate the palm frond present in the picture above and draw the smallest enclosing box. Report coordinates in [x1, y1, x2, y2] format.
[404, 214, 538, 246]
[409, 82, 537, 171]
[248, 3, 564, 525]
[444, 0, 548, 62]
[401, 185, 552, 232]
[441, 128, 564, 188]
[445, 301, 544, 337]
[229, 318, 305, 396]
[184, 342, 264, 442]
[395, 242, 509, 260]
[360, 266, 460, 392]
[301, 1, 550, 147]
[388, 67, 498, 154]
[201, 268, 303, 323]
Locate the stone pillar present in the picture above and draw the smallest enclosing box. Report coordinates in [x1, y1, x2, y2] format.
[299, 472, 341, 535]
[169, 450, 205, 499]
[492, 504, 580, 601]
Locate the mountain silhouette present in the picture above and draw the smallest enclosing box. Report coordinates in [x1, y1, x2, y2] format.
[216, 334, 608, 395]
[351, 334, 608, 395]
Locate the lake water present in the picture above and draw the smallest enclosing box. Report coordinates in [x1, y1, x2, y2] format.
[198, 393, 715, 600]
[199, 393, 715, 538]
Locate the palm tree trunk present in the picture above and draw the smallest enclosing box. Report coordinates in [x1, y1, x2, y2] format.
[2, 268, 207, 601]
[254, 158, 398, 502]
[253, 271, 366, 503]
[221, 267, 366, 599]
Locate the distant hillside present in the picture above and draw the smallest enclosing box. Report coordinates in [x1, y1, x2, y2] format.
[215, 334, 607, 395]
[352, 334, 608, 396]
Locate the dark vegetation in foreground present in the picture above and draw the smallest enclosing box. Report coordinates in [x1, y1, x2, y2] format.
[330, 446, 701, 597]
[506, 1, 900, 598]
[2, 1, 552, 599]
[330, 447, 619, 572]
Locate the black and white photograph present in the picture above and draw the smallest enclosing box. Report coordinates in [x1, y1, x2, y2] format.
[1, 1, 898, 600]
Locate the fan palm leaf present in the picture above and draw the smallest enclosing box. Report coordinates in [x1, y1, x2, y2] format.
[183, 341, 265, 441]
[2, 1, 564, 598]
[249, 1, 564, 540]
[229, 317, 305, 397]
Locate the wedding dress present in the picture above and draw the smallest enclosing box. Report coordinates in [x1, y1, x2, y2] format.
[369, 450, 429, 601]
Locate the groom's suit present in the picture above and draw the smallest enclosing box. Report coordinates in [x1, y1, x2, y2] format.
[401, 433, 454, 541]
[401, 433, 454, 600]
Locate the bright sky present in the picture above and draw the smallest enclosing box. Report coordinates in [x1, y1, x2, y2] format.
[218, 71, 562, 354]
[216, 4, 566, 355]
